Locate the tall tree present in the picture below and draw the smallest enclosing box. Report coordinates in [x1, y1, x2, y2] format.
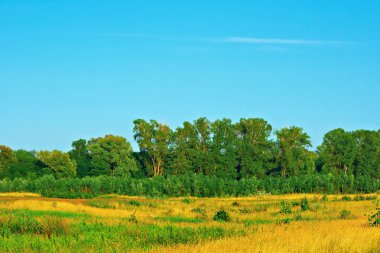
[318, 128, 356, 176]
[87, 135, 137, 176]
[275, 126, 313, 177]
[169, 121, 198, 175]
[210, 118, 238, 179]
[236, 118, 274, 179]
[133, 120, 172, 176]
[69, 139, 92, 178]
[0, 145, 16, 178]
[193, 117, 212, 175]
[8, 150, 40, 178]
[352, 130, 380, 178]
[37, 150, 77, 178]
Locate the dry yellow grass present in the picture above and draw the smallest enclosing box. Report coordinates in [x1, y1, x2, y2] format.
[1, 192, 379, 252]
[153, 219, 380, 253]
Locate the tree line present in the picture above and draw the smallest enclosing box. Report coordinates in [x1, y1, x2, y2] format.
[0, 118, 379, 195]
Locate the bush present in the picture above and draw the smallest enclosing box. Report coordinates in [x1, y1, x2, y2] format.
[41, 216, 69, 238]
[279, 201, 292, 214]
[342, 196, 352, 201]
[213, 210, 231, 222]
[239, 208, 252, 214]
[300, 197, 310, 211]
[340, 209, 352, 219]
[129, 200, 141, 207]
[321, 195, 329, 202]
[368, 208, 380, 227]
[232, 201, 240, 207]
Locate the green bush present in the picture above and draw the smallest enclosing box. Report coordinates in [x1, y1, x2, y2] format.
[368, 208, 380, 227]
[232, 201, 240, 207]
[129, 200, 141, 206]
[340, 209, 352, 219]
[279, 201, 292, 214]
[300, 197, 310, 211]
[342, 196, 352, 201]
[321, 195, 328, 202]
[213, 210, 231, 222]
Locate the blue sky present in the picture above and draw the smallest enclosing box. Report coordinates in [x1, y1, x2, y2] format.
[1, 0, 379, 151]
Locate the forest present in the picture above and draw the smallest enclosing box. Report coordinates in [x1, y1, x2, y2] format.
[1, 117, 379, 197]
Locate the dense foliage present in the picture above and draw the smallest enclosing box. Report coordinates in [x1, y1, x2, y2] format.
[1, 117, 379, 197]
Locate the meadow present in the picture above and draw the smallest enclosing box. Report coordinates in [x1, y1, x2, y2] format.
[0, 192, 379, 253]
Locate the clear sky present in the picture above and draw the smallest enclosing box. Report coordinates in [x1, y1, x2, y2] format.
[1, 0, 379, 151]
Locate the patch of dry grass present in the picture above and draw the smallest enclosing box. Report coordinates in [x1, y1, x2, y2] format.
[0, 192, 379, 252]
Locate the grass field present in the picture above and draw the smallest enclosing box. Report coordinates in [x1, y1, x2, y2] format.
[0, 192, 379, 252]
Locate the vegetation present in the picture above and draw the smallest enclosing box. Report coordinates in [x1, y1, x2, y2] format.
[0, 193, 378, 252]
[0, 118, 380, 199]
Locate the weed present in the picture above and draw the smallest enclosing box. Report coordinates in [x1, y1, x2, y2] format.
[213, 210, 231, 222]
[340, 209, 352, 219]
[300, 197, 310, 211]
[279, 201, 292, 214]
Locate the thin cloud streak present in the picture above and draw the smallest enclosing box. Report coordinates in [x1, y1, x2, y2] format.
[79, 32, 351, 46]
[220, 37, 350, 45]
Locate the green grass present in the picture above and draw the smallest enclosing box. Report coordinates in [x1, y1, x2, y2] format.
[0, 211, 240, 252]
[0, 209, 89, 219]
[156, 216, 205, 223]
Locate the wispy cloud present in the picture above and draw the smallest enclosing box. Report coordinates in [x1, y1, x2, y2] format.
[219, 37, 350, 45]
[80, 32, 351, 46]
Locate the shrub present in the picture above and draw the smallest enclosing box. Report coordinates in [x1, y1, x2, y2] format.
[232, 201, 240, 207]
[353, 195, 365, 201]
[321, 195, 328, 202]
[191, 208, 206, 214]
[368, 208, 380, 227]
[41, 216, 69, 238]
[276, 217, 292, 224]
[279, 201, 292, 214]
[340, 209, 352, 219]
[182, 198, 192, 204]
[213, 210, 231, 222]
[129, 200, 141, 207]
[366, 195, 377, 201]
[342, 196, 352, 201]
[239, 208, 252, 214]
[254, 204, 268, 212]
[300, 197, 310, 211]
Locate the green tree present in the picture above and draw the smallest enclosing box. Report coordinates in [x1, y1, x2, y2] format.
[275, 126, 313, 177]
[236, 118, 274, 179]
[210, 118, 238, 179]
[133, 120, 172, 176]
[352, 130, 380, 178]
[169, 121, 198, 175]
[69, 139, 92, 178]
[0, 145, 16, 178]
[8, 150, 41, 178]
[193, 117, 212, 175]
[318, 128, 356, 176]
[37, 150, 77, 178]
[87, 135, 137, 176]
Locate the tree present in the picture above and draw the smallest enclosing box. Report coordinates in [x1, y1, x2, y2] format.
[169, 121, 198, 175]
[133, 120, 172, 176]
[210, 118, 238, 179]
[69, 139, 92, 178]
[37, 150, 77, 178]
[236, 118, 274, 179]
[87, 135, 137, 176]
[352, 130, 380, 178]
[275, 126, 313, 177]
[8, 150, 41, 178]
[318, 128, 356, 176]
[193, 117, 212, 175]
[0, 145, 16, 178]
